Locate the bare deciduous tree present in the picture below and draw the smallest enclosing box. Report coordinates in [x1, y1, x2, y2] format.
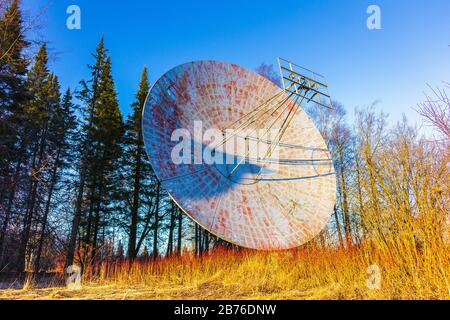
[416, 84, 450, 139]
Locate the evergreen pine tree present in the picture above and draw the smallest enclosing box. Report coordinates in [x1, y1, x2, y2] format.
[124, 67, 155, 260]
[16, 43, 53, 271]
[67, 36, 107, 267]
[34, 87, 77, 272]
[0, 0, 29, 162]
[67, 37, 123, 267]
[0, 0, 29, 260]
[89, 54, 123, 264]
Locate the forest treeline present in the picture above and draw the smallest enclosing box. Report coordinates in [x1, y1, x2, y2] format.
[1, 0, 448, 275]
[0, 0, 224, 273]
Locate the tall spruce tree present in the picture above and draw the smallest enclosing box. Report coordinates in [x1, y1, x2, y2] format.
[67, 38, 104, 267]
[67, 37, 106, 267]
[123, 67, 155, 260]
[67, 37, 123, 267]
[16, 43, 53, 271]
[0, 0, 29, 260]
[89, 54, 123, 264]
[34, 87, 77, 272]
[0, 0, 28, 164]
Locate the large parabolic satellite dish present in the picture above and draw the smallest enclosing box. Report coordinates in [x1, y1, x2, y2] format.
[142, 60, 336, 250]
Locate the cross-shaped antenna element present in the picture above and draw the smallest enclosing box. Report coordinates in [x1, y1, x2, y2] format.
[277, 57, 332, 109]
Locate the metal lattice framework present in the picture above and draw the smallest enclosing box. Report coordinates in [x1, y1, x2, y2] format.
[278, 57, 331, 109]
[142, 60, 336, 250]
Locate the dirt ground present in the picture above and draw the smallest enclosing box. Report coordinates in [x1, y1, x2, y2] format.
[0, 280, 391, 300]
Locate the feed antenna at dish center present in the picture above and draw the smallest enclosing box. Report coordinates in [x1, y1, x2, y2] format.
[142, 57, 337, 250]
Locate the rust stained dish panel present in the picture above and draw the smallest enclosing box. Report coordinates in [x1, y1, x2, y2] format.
[142, 60, 336, 250]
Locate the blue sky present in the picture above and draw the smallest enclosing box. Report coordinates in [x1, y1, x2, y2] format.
[22, 0, 450, 128]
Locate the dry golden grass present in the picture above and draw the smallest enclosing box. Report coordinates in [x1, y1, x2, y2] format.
[1, 244, 448, 300]
[1, 109, 448, 301]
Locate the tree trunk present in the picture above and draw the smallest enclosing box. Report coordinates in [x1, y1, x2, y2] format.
[177, 208, 182, 254]
[194, 224, 199, 256]
[91, 180, 103, 266]
[66, 162, 87, 268]
[34, 149, 61, 273]
[166, 203, 176, 256]
[84, 191, 95, 257]
[18, 128, 47, 271]
[339, 149, 352, 248]
[204, 230, 209, 252]
[128, 142, 142, 260]
[135, 200, 154, 255]
[152, 181, 161, 259]
[355, 158, 367, 240]
[0, 155, 23, 262]
[334, 205, 344, 248]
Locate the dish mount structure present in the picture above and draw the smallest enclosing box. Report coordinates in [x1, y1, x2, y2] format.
[277, 57, 331, 109]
